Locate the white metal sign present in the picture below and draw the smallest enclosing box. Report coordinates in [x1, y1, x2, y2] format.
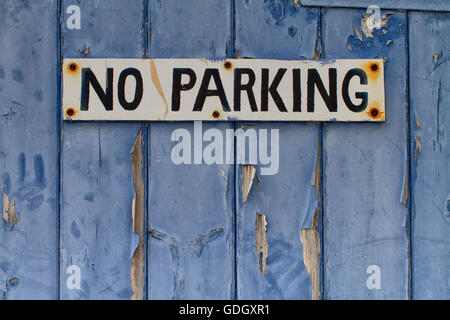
[62, 58, 385, 121]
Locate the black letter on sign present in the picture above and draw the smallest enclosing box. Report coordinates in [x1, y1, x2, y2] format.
[261, 68, 288, 112]
[194, 69, 230, 112]
[118, 68, 143, 111]
[342, 68, 368, 112]
[172, 68, 197, 111]
[293, 69, 301, 112]
[307, 68, 337, 112]
[80, 68, 113, 111]
[234, 68, 257, 112]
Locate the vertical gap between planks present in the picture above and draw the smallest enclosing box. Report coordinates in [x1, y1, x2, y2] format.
[405, 11, 413, 300]
[56, 0, 63, 301]
[144, 0, 150, 300]
[317, 6, 326, 301]
[230, 0, 238, 300]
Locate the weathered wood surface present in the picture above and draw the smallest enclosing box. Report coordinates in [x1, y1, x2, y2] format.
[60, 0, 146, 299]
[301, 0, 450, 11]
[409, 11, 450, 300]
[147, 0, 235, 299]
[0, 0, 58, 300]
[235, 1, 320, 299]
[322, 8, 409, 299]
[0, 0, 448, 300]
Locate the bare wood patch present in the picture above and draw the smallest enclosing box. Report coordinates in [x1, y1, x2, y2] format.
[3, 192, 18, 225]
[242, 164, 256, 203]
[255, 212, 268, 275]
[130, 129, 145, 300]
[300, 133, 321, 300]
[300, 210, 320, 300]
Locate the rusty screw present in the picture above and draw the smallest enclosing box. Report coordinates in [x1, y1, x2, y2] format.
[212, 110, 220, 118]
[68, 63, 78, 72]
[66, 108, 75, 117]
[224, 61, 232, 70]
[370, 108, 379, 118]
[370, 63, 378, 72]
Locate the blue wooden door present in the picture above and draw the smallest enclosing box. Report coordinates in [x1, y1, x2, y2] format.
[0, 0, 448, 300]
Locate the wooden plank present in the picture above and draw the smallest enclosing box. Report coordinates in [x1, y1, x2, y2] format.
[148, 0, 234, 299]
[301, 0, 450, 12]
[235, 1, 320, 299]
[0, 0, 58, 299]
[322, 8, 409, 299]
[60, 0, 146, 299]
[409, 11, 450, 300]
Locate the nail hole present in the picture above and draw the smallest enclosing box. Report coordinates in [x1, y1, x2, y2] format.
[371, 63, 378, 72]
[212, 110, 220, 118]
[224, 61, 232, 70]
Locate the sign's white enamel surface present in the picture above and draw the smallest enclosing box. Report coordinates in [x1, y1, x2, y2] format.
[62, 58, 385, 121]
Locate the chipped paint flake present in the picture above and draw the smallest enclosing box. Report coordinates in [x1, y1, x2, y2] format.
[255, 212, 268, 275]
[300, 134, 321, 300]
[361, 13, 390, 39]
[3, 192, 18, 225]
[433, 53, 439, 65]
[300, 210, 320, 300]
[401, 163, 409, 206]
[414, 136, 422, 162]
[353, 25, 363, 41]
[242, 164, 256, 203]
[130, 129, 145, 300]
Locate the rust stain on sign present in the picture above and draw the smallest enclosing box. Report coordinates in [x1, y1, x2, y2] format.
[3, 192, 18, 225]
[255, 212, 268, 275]
[130, 129, 145, 300]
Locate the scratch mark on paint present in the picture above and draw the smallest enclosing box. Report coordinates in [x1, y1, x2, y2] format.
[242, 164, 256, 203]
[3, 192, 18, 226]
[0, 108, 17, 121]
[130, 129, 145, 300]
[255, 212, 268, 275]
[149, 229, 167, 241]
[436, 80, 441, 150]
[150, 59, 169, 119]
[169, 237, 183, 299]
[190, 227, 224, 257]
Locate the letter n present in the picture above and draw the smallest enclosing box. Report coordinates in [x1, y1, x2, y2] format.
[80, 68, 113, 111]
